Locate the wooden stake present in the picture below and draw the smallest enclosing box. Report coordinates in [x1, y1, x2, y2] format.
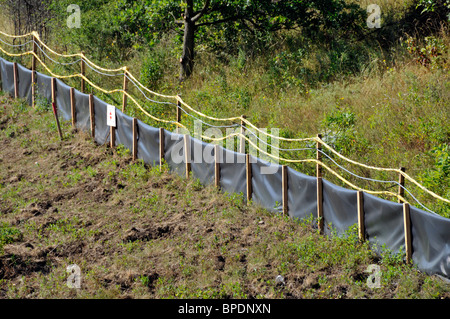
[398, 167, 406, 203]
[357, 191, 365, 241]
[403, 203, 412, 264]
[110, 125, 116, 148]
[80, 52, 86, 93]
[51, 78, 63, 140]
[214, 144, 220, 188]
[32, 35, 37, 71]
[176, 95, 181, 134]
[159, 128, 164, 170]
[31, 36, 37, 107]
[13, 62, 18, 99]
[246, 153, 252, 203]
[282, 165, 288, 216]
[240, 115, 246, 154]
[316, 134, 324, 233]
[70, 87, 76, 128]
[317, 177, 323, 233]
[132, 118, 138, 160]
[89, 94, 95, 138]
[51, 77, 56, 104]
[184, 134, 191, 179]
[316, 134, 323, 178]
[122, 68, 128, 113]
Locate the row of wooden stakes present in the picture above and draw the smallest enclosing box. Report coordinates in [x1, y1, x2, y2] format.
[9, 58, 413, 265]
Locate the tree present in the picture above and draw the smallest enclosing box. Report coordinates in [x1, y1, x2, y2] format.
[173, 0, 365, 81]
[0, 0, 53, 40]
[41, 0, 364, 80]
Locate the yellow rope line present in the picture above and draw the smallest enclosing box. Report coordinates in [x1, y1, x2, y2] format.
[31, 32, 126, 73]
[313, 137, 450, 204]
[0, 45, 183, 128]
[0, 30, 34, 38]
[0, 31, 447, 205]
[200, 132, 407, 202]
[177, 97, 242, 122]
[0, 46, 33, 57]
[125, 71, 178, 100]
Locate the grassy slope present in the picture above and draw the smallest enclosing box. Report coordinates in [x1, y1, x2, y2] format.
[0, 93, 449, 299]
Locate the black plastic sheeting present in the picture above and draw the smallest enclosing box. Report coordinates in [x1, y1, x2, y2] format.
[93, 96, 110, 146]
[136, 119, 159, 166]
[363, 193, 405, 255]
[35, 71, 52, 105]
[115, 108, 134, 153]
[2, 59, 450, 280]
[55, 78, 72, 121]
[73, 89, 90, 132]
[164, 130, 186, 176]
[0, 57, 15, 96]
[287, 167, 317, 221]
[322, 180, 359, 236]
[17, 64, 32, 105]
[251, 156, 283, 214]
[410, 206, 450, 277]
[189, 138, 215, 186]
[219, 147, 247, 198]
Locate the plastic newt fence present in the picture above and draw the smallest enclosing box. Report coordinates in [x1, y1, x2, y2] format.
[0, 31, 449, 280]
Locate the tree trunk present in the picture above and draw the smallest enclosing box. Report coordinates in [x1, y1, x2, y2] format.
[179, 7, 196, 81]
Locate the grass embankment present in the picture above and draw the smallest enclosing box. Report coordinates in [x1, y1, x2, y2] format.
[0, 93, 449, 299]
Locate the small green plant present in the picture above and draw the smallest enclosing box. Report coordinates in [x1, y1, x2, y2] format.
[192, 178, 203, 191]
[116, 144, 131, 157]
[34, 91, 51, 113]
[0, 223, 22, 253]
[321, 107, 359, 155]
[419, 144, 450, 217]
[140, 51, 164, 88]
[404, 36, 448, 69]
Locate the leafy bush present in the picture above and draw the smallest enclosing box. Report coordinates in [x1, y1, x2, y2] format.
[404, 35, 448, 69]
[420, 144, 450, 217]
[321, 108, 358, 155]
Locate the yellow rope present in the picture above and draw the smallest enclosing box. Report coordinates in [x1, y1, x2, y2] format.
[125, 71, 178, 100]
[0, 45, 183, 128]
[177, 97, 242, 123]
[0, 31, 447, 205]
[314, 137, 450, 204]
[200, 132, 407, 202]
[0, 30, 34, 38]
[31, 32, 126, 73]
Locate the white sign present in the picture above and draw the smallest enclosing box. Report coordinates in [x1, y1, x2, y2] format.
[107, 104, 116, 127]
